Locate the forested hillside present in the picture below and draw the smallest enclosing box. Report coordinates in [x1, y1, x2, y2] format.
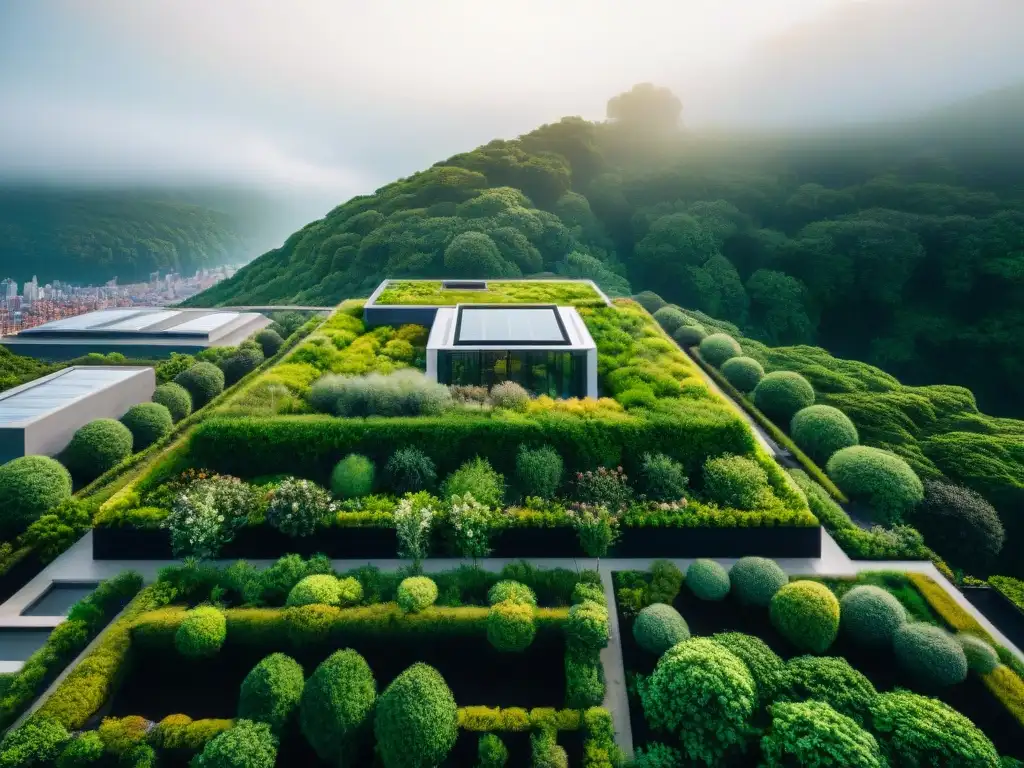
[0, 188, 253, 285]
[191, 83, 1024, 418]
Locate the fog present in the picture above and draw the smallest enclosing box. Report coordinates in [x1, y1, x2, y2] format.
[2, 0, 1023, 216]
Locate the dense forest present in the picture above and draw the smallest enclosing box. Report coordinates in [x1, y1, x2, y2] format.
[191, 83, 1024, 420]
[0, 189, 254, 285]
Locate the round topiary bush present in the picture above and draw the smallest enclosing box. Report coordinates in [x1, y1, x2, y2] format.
[652, 306, 689, 334]
[255, 328, 285, 357]
[192, 719, 277, 768]
[120, 402, 173, 450]
[0, 455, 72, 537]
[686, 559, 730, 601]
[870, 690, 1000, 767]
[299, 649, 376, 763]
[0, 717, 70, 766]
[384, 447, 437, 494]
[633, 291, 667, 314]
[487, 600, 536, 652]
[640, 637, 756, 764]
[840, 585, 908, 648]
[893, 623, 968, 686]
[221, 347, 264, 385]
[826, 446, 924, 525]
[633, 603, 690, 655]
[286, 575, 346, 608]
[711, 632, 786, 703]
[702, 454, 770, 510]
[238, 654, 305, 734]
[640, 452, 688, 502]
[699, 333, 742, 367]
[957, 634, 999, 674]
[174, 361, 225, 408]
[515, 445, 562, 500]
[374, 663, 458, 768]
[152, 382, 192, 423]
[730, 557, 788, 607]
[752, 371, 815, 423]
[330, 454, 375, 499]
[790, 404, 859, 463]
[478, 733, 509, 768]
[721, 356, 765, 392]
[567, 600, 610, 652]
[779, 656, 878, 724]
[530, 728, 568, 768]
[487, 580, 537, 607]
[175, 606, 226, 659]
[397, 576, 438, 613]
[770, 581, 840, 653]
[672, 323, 706, 348]
[913, 480, 1006, 573]
[761, 700, 884, 768]
[64, 419, 133, 480]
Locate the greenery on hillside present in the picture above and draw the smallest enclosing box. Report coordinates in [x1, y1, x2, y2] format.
[0, 347, 60, 392]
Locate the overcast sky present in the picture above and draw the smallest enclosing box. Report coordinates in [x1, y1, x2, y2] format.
[2, 0, 1022, 210]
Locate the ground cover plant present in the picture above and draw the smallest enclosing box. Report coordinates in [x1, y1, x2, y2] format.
[374, 279, 610, 307]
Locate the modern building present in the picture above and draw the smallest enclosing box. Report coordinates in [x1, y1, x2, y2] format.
[0, 307, 270, 361]
[0, 367, 155, 464]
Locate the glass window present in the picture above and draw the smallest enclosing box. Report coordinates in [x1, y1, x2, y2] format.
[439, 349, 587, 398]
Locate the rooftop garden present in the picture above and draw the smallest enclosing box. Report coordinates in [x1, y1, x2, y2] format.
[372, 279, 609, 307]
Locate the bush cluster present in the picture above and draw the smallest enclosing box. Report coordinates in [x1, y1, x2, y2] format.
[120, 402, 174, 450]
[780, 656, 878, 724]
[175, 606, 226, 659]
[652, 306, 689, 334]
[491, 381, 530, 411]
[770, 580, 840, 653]
[397, 576, 438, 613]
[384, 447, 437, 494]
[222, 347, 265, 385]
[330, 454, 375, 499]
[720, 356, 764, 392]
[488, 580, 537, 607]
[515, 445, 563, 499]
[826, 446, 923, 525]
[286, 575, 360, 608]
[478, 733, 508, 768]
[729, 557, 788, 607]
[374, 664, 458, 768]
[192, 719, 277, 768]
[265, 478, 334, 537]
[790, 404, 859, 464]
[174, 361, 225, 408]
[702, 454, 770, 510]
[752, 371, 815, 423]
[309, 369, 451, 417]
[711, 632, 785, 703]
[892, 623, 968, 686]
[762, 701, 884, 768]
[441, 456, 504, 507]
[632, 603, 690, 655]
[300, 649, 376, 763]
[699, 333, 742, 367]
[686, 559, 730, 601]
[152, 382, 192, 423]
[238, 653, 304, 734]
[0, 455, 72, 537]
[840, 585, 908, 648]
[639, 452, 688, 502]
[64, 418, 134, 480]
[255, 328, 284, 357]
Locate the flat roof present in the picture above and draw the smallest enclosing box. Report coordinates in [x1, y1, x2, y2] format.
[16, 308, 265, 342]
[0, 367, 151, 427]
[428, 304, 595, 352]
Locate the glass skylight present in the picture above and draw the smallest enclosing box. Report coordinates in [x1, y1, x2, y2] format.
[455, 307, 568, 345]
[103, 310, 181, 331]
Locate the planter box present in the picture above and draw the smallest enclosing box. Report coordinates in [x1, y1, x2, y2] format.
[93, 523, 821, 560]
[962, 586, 1024, 649]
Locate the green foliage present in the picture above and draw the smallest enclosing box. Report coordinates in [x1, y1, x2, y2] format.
[913, 480, 1005, 572]
[648, 560, 684, 604]
[567, 600, 610, 653]
[255, 329, 284, 357]
[286, 575, 353, 607]
[174, 361, 225, 408]
[729, 557, 788, 607]
[192, 719, 277, 768]
[652, 306, 689, 334]
[893, 623, 969, 686]
[530, 728, 568, 768]
[672, 324, 706, 347]
[632, 603, 690, 655]
[870, 691, 1000, 767]
[56, 731, 103, 767]
[0, 455, 72, 537]
[487, 600, 536, 651]
[779, 656, 878, 725]
[97, 715, 149, 756]
[175, 606, 226, 659]
[397, 576, 438, 613]
[0, 717, 69, 767]
[238, 653, 304, 734]
[827, 446, 924, 525]
[761, 701, 884, 768]
[155, 353, 196, 384]
[770, 580, 840, 653]
[515, 445, 563, 500]
[309, 370, 450, 417]
[720, 356, 764, 392]
[710, 632, 785, 703]
[384, 447, 437, 494]
[958, 633, 999, 674]
[374, 663, 458, 768]
[699, 333, 742, 367]
[632, 291, 667, 314]
[441, 456, 504, 507]
[478, 733, 509, 768]
[752, 371, 815, 423]
[265, 478, 334, 537]
[639, 452, 688, 502]
[839, 584, 908, 648]
[152, 382, 192, 423]
[686, 559, 730, 601]
[330, 453, 375, 499]
[640, 637, 756, 765]
[790, 405, 859, 463]
[221, 347, 265, 385]
[631, 742, 684, 768]
[64, 419, 133, 481]
[491, 381, 530, 411]
[300, 649, 376, 763]
[702, 454, 770, 510]
[487, 580, 537, 607]
[565, 650, 605, 709]
[120, 402, 173, 450]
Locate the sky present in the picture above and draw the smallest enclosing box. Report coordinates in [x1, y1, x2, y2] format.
[1, 0, 1023, 216]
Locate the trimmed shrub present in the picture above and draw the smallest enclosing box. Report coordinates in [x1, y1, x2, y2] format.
[120, 402, 173, 450]
[572, 582, 606, 607]
[56, 731, 103, 767]
[790, 405, 859, 464]
[686, 559, 730, 601]
[893, 623, 968, 686]
[490, 381, 529, 411]
[238, 653, 304, 734]
[633, 603, 690, 655]
[729, 557, 788, 607]
[64, 419, 133, 480]
[175, 606, 226, 659]
[770, 580, 840, 653]
[384, 447, 437, 494]
[840, 585, 907, 648]
[487, 580, 537, 607]
[633, 291, 667, 314]
[152, 382, 192, 423]
[300, 649, 376, 763]
[958, 633, 999, 674]
[221, 347, 264, 385]
[565, 650, 605, 708]
[652, 306, 689, 334]
[702, 454, 770, 510]
[0, 717, 69, 766]
[396, 576, 438, 613]
[699, 333, 742, 367]
[711, 632, 786, 703]
[478, 733, 508, 768]
[487, 600, 535, 652]
[780, 656, 878, 725]
[566, 600, 609, 652]
[441, 456, 504, 508]
[174, 361, 225, 408]
[826, 446, 924, 525]
[309, 370, 451, 417]
[762, 701, 883, 768]
[286, 575, 346, 607]
[255, 329, 284, 357]
[192, 719, 277, 768]
[97, 716, 148, 756]
[672, 323, 706, 348]
[648, 560, 684, 604]
[640, 452, 688, 502]
[870, 691, 1000, 767]
[330, 454, 375, 499]
[515, 445, 562, 500]
[530, 728, 568, 768]
[374, 663, 458, 768]
[0, 455, 72, 537]
[752, 371, 815, 423]
[913, 480, 1005, 573]
[640, 637, 756, 764]
[721, 356, 764, 393]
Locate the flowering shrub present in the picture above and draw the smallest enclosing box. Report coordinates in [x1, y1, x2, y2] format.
[447, 493, 495, 559]
[574, 466, 632, 511]
[566, 503, 621, 558]
[394, 492, 438, 563]
[265, 478, 335, 537]
[164, 475, 258, 559]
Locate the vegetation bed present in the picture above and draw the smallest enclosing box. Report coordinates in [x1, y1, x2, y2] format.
[373, 279, 609, 307]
